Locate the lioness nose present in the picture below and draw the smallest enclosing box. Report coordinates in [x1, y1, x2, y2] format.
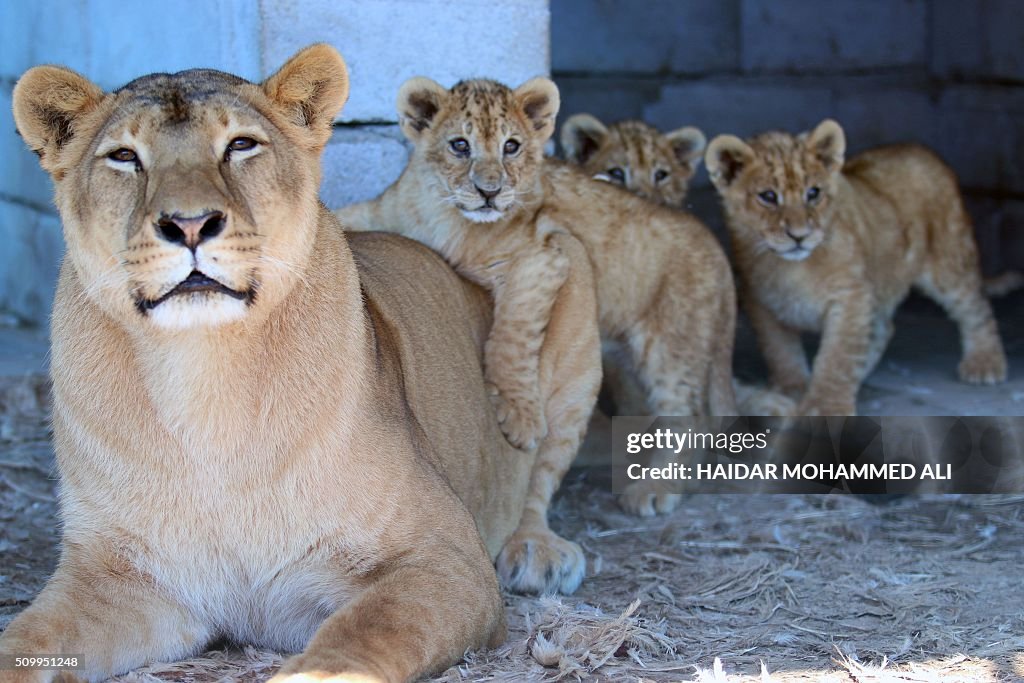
[155, 211, 226, 250]
[476, 185, 500, 200]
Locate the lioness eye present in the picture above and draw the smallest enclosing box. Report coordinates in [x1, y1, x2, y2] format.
[450, 138, 470, 155]
[503, 139, 520, 155]
[757, 189, 779, 206]
[607, 167, 625, 182]
[805, 186, 821, 202]
[228, 137, 258, 152]
[654, 169, 669, 183]
[108, 148, 138, 163]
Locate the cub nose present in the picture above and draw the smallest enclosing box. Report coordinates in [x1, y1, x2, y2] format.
[476, 185, 500, 201]
[786, 226, 810, 244]
[155, 211, 226, 250]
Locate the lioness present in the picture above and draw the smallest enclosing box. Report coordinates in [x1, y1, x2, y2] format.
[706, 119, 1008, 415]
[1, 44, 566, 683]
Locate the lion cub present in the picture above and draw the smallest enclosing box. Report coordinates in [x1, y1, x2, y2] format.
[706, 119, 1008, 415]
[341, 78, 739, 519]
[561, 114, 706, 208]
[340, 77, 602, 594]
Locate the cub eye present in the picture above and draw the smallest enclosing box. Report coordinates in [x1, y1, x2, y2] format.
[450, 138, 470, 155]
[805, 186, 821, 202]
[757, 189, 779, 206]
[503, 139, 520, 155]
[228, 137, 258, 152]
[607, 167, 625, 182]
[654, 169, 669, 183]
[108, 148, 138, 163]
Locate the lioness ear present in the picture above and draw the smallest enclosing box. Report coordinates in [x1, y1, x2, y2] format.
[396, 77, 448, 141]
[705, 135, 755, 189]
[514, 78, 560, 142]
[560, 113, 608, 164]
[262, 43, 349, 148]
[664, 126, 707, 175]
[808, 119, 845, 172]
[12, 65, 105, 174]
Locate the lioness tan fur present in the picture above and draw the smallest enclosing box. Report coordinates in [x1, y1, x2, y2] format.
[561, 114, 706, 208]
[340, 79, 738, 518]
[0, 44, 560, 683]
[706, 119, 1008, 415]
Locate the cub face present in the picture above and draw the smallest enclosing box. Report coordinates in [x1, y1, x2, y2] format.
[705, 119, 846, 262]
[397, 77, 560, 223]
[560, 115, 706, 208]
[12, 44, 349, 329]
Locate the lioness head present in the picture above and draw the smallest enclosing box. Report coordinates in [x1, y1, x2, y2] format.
[560, 115, 706, 208]
[705, 119, 846, 262]
[396, 76, 559, 224]
[12, 44, 348, 329]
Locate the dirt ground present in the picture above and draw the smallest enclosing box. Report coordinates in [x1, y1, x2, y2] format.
[2, 294, 1023, 681]
[2, 419, 1023, 682]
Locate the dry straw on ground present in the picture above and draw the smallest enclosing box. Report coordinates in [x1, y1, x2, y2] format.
[3, 421, 1023, 682]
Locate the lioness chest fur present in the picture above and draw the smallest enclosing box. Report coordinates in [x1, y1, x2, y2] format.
[2, 44, 549, 683]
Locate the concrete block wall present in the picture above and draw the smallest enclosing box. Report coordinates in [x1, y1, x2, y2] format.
[552, 0, 1024, 275]
[0, 0, 550, 327]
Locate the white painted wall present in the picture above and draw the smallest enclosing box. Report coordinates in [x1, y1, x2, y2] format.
[0, 0, 550, 326]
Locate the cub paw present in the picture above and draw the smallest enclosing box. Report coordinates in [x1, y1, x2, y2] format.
[795, 396, 856, 416]
[620, 480, 682, 517]
[496, 527, 584, 595]
[488, 383, 547, 451]
[958, 351, 1007, 385]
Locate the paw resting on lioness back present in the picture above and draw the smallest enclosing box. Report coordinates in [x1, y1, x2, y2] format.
[486, 379, 547, 450]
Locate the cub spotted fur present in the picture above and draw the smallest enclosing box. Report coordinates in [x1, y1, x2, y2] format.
[706, 119, 1008, 415]
[341, 77, 602, 593]
[561, 115, 705, 208]
[340, 79, 738, 518]
[0, 44, 565, 683]
[560, 113, 795, 418]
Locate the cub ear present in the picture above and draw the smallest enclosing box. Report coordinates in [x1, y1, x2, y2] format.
[12, 65, 105, 174]
[262, 43, 349, 148]
[396, 77, 448, 141]
[808, 119, 845, 172]
[705, 135, 756, 189]
[560, 113, 608, 165]
[513, 77, 560, 142]
[664, 126, 707, 175]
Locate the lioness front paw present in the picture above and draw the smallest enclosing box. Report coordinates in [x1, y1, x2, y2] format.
[270, 658, 384, 683]
[487, 383, 547, 450]
[496, 527, 584, 595]
[958, 351, 1007, 385]
[620, 480, 682, 517]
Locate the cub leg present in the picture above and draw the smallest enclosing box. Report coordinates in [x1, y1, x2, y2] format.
[799, 292, 876, 415]
[496, 232, 600, 596]
[860, 313, 894, 380]
[481, 244, 570, 451]
[272, 533, 505, 683]
[616, 317, 702, 517]
[916, 268, 1007, 385]
[746, 298, 811, 399]
[0, 547, 208, 683]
